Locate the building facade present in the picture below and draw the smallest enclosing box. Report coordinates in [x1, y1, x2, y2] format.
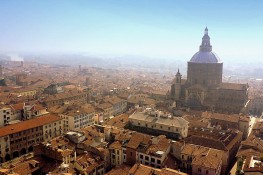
[171, 28, 249, 114]
[0, 107, 20, 127]
[59, 106, 95, 132]
[43, 91, 88, 108]
[96, 103, 113, 122]
[128, 108, 189, 139]
[0, 114, 63, 162]
[104, 96, 127, 116]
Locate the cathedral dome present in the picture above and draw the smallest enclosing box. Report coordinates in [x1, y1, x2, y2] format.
[190, 51, 220, 63]
[189, 27, 221, 64]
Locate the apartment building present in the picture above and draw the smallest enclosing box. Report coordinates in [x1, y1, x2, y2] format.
[108, 131, 172, 170]
[43, 91, 88, 107]
[10, 87, 37, 97]
[59, 106, 95, 132]
[74, 153, 105, 175]
[183, 129, 243, 174]
[109, 141, 125, 167]
[96, 103, 113, 122]
[137, 135, 171, 169]
[208, 112, 250, 140]
[0, 106, 20, 127]
[180, 144, 224, 175]
[34, 136, 73, 165]
[0, 114, 63, 162]
[104, 96, 127, 116]
[128, 108, 189, 139]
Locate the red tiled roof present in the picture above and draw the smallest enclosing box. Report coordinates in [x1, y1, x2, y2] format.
[10, 103, 24, 111]
[0, 114, 61, 137]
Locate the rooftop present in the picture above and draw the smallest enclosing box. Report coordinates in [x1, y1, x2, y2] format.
[129, 109, 189, 128]
[0, 114, 61, 137]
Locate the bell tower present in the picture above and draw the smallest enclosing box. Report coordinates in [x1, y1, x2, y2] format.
[174, 69, 182, 100]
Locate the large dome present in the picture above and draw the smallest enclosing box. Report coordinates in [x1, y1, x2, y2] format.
[189, 27, 222, 64]
[190, 51, 221, 63]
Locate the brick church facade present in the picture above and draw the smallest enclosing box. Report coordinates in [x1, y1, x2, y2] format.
[171, 28, 249, 113]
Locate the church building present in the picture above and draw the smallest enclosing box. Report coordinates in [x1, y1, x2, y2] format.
[171, 27, 249, 113]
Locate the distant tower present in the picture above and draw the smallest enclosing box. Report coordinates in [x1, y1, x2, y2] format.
[85, 77, 90, 86]
[21, 61, 24, 67]
[0, 65, 2, 77]
[79, 65, 82, 72]
[174, 69, 182, 100]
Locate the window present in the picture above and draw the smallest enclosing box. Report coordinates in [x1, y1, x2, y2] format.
[151, 158, 155, 162]
[145, 156, 149, 161]
[157, 159, 161, 164]
[206, 170, 208, 174]
[198, 168, 201, 173]
[140, 155, 143, 159]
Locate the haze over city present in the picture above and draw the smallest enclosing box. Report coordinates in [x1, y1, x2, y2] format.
[0, 1, 263, 175]
[1, 0, 263, 63]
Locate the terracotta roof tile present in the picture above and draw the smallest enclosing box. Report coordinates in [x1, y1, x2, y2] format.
[0, 114, 61, 137]
[127, 132, 151, 149]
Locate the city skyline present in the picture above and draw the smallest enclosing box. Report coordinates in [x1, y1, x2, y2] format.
[0, 0, 263, 62]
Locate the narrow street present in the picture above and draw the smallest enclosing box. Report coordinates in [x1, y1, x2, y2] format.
[229, 116, 258, 175]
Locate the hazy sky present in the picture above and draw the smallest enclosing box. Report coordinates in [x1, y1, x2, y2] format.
[0, 0, 263, 62]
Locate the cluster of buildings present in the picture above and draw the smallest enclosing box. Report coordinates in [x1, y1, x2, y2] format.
[0, 111, 253, 175]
